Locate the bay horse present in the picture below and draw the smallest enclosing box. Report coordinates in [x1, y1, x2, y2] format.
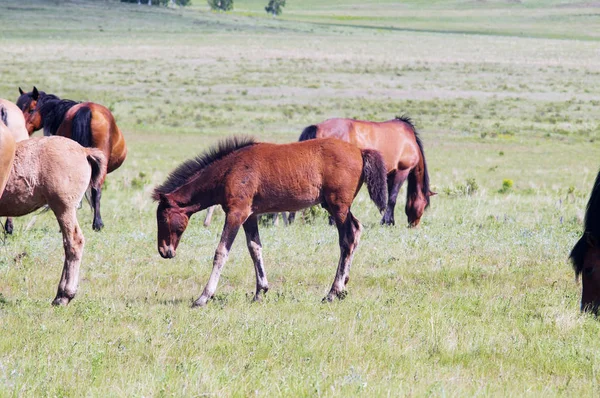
[153, 136, 387, 307]
[0, 136, 106, 305]
[292, 116, 434, 227]
[0, 98, 29, 233]
[570, 170, 600, 314]
[16, 86, 127, 231]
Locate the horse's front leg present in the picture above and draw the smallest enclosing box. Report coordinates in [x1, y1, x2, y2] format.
[324, 208, 362, 302]
[203, 206, 215, 227]
[192, 211, 245, 307]
[243, 215, 269, 301]
[52, 207, 85, 306]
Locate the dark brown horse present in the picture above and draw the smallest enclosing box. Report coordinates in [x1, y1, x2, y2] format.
[153, 136, 387, 307]
[570, 170, 600, 314]
[16, 87, 127, 231]
[293, 116, 434, 227]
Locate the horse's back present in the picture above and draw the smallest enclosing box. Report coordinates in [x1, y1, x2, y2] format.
[316, 118, 420, 172]
[0, 98, 29, 142]
[62, 102, 126, 173]
[224, 139, 364, 212]
[0, 136, 92, 217]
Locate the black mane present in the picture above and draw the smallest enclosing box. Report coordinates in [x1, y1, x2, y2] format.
[571, 170, 600, 276]
[153, 136, 257, 200]
[396, 115, 431, 207]
[37, 94, 79, 136]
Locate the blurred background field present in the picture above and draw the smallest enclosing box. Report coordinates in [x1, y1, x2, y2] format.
[1, 0, 600, 395]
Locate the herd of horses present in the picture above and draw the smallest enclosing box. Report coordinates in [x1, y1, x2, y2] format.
[0, 87, 598, 313]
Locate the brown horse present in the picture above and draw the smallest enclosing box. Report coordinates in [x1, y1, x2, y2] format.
[570, 170, 600, 314]
[16, 87, 127, 231]
[293, 116, 434, 227]
[0, 136, 106, 305]
[153, 136, 387, 307]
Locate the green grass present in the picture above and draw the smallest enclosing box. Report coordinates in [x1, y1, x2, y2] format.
[1, 0, 600, 395]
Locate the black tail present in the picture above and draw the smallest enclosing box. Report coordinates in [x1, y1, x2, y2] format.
[299, 125, 318, 141]
[361, 149, 388, 213]
[0, 106, 7, 126]
[71, 106, 93, 148]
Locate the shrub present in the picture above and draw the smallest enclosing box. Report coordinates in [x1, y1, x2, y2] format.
[208, 0, 233, 11]
[499, 179, 513, 193]
[265, 0, 286, 16]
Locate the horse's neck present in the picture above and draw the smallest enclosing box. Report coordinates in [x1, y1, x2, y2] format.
[170, 167, 224, 214]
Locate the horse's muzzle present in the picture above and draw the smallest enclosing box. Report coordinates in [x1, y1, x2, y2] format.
[159, 246, 176, 259]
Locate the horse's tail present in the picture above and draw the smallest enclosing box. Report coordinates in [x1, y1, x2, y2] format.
[85, 148, 106, 190]
[71, 106, 93, 148]
[299, 125, 318, 141]
[361, 149, 388, 213]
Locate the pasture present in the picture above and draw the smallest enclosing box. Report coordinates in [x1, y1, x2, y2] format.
[1, 0, 600, 395]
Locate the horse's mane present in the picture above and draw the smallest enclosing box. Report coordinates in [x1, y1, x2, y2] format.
[396, 115, 431, 207]
[37, 93, 79, 135]
[571, 170, 600, 276]
[152, 136, 257, 200]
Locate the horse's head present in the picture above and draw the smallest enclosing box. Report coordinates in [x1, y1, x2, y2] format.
[406, 190, 436, 227]
[573, 233, 600, 314]
[16, 86, 42, 135]
[155, 194, 189, 259]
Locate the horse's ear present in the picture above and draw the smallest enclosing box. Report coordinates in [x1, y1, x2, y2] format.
[18, 87, 24, 95]
[428, 191, 437, 197]
[32, 87, 39, 100]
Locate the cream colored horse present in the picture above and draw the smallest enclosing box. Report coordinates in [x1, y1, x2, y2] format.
[1, 99, 29, 233]
[0, 136, 106, 305]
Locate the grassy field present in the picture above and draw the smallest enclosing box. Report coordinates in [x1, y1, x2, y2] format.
[1, 0, 600, 395]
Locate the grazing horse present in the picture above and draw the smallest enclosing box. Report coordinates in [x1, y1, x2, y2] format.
[570, 170, 600, 314]
[0, 136, 106, 305]
[0, 98, 29, 233]
[16, 87, 127, 231]
[153, 136, 387, 307]
[293, 116, 434, 227]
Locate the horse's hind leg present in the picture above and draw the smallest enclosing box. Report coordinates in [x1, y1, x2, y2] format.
[52, 206, 85, 306]
[203, 205, 215, 227]
[193, 211, 245, 307]
[381, 169, 409, 226]
[4, 217, 13, 234]
[91, 186, 104, 231]
[243, 215, 269, 301]
[324, 207, 362, 302]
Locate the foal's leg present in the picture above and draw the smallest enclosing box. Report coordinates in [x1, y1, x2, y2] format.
[91, 186, 104, 231]
[52, 206, 85, 306]
[203, 206, 215, 227]
[324, 208, 362, 302]
[381, 169, 409, 226]
[192, 212, 245, 307]
[243, 215, 269, 301]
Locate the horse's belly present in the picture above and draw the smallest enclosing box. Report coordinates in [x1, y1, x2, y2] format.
[252, 185, 321, 213]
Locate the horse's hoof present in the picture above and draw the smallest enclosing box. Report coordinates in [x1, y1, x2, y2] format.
[191, 297, 208, 308]
[322, 294, 335, 303]
[92, 222, 104, 232]
[51, 296, 71, 306]
[5, 221, 13, 235]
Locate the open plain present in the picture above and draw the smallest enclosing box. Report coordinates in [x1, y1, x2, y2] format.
[1, 0, 600, 395]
